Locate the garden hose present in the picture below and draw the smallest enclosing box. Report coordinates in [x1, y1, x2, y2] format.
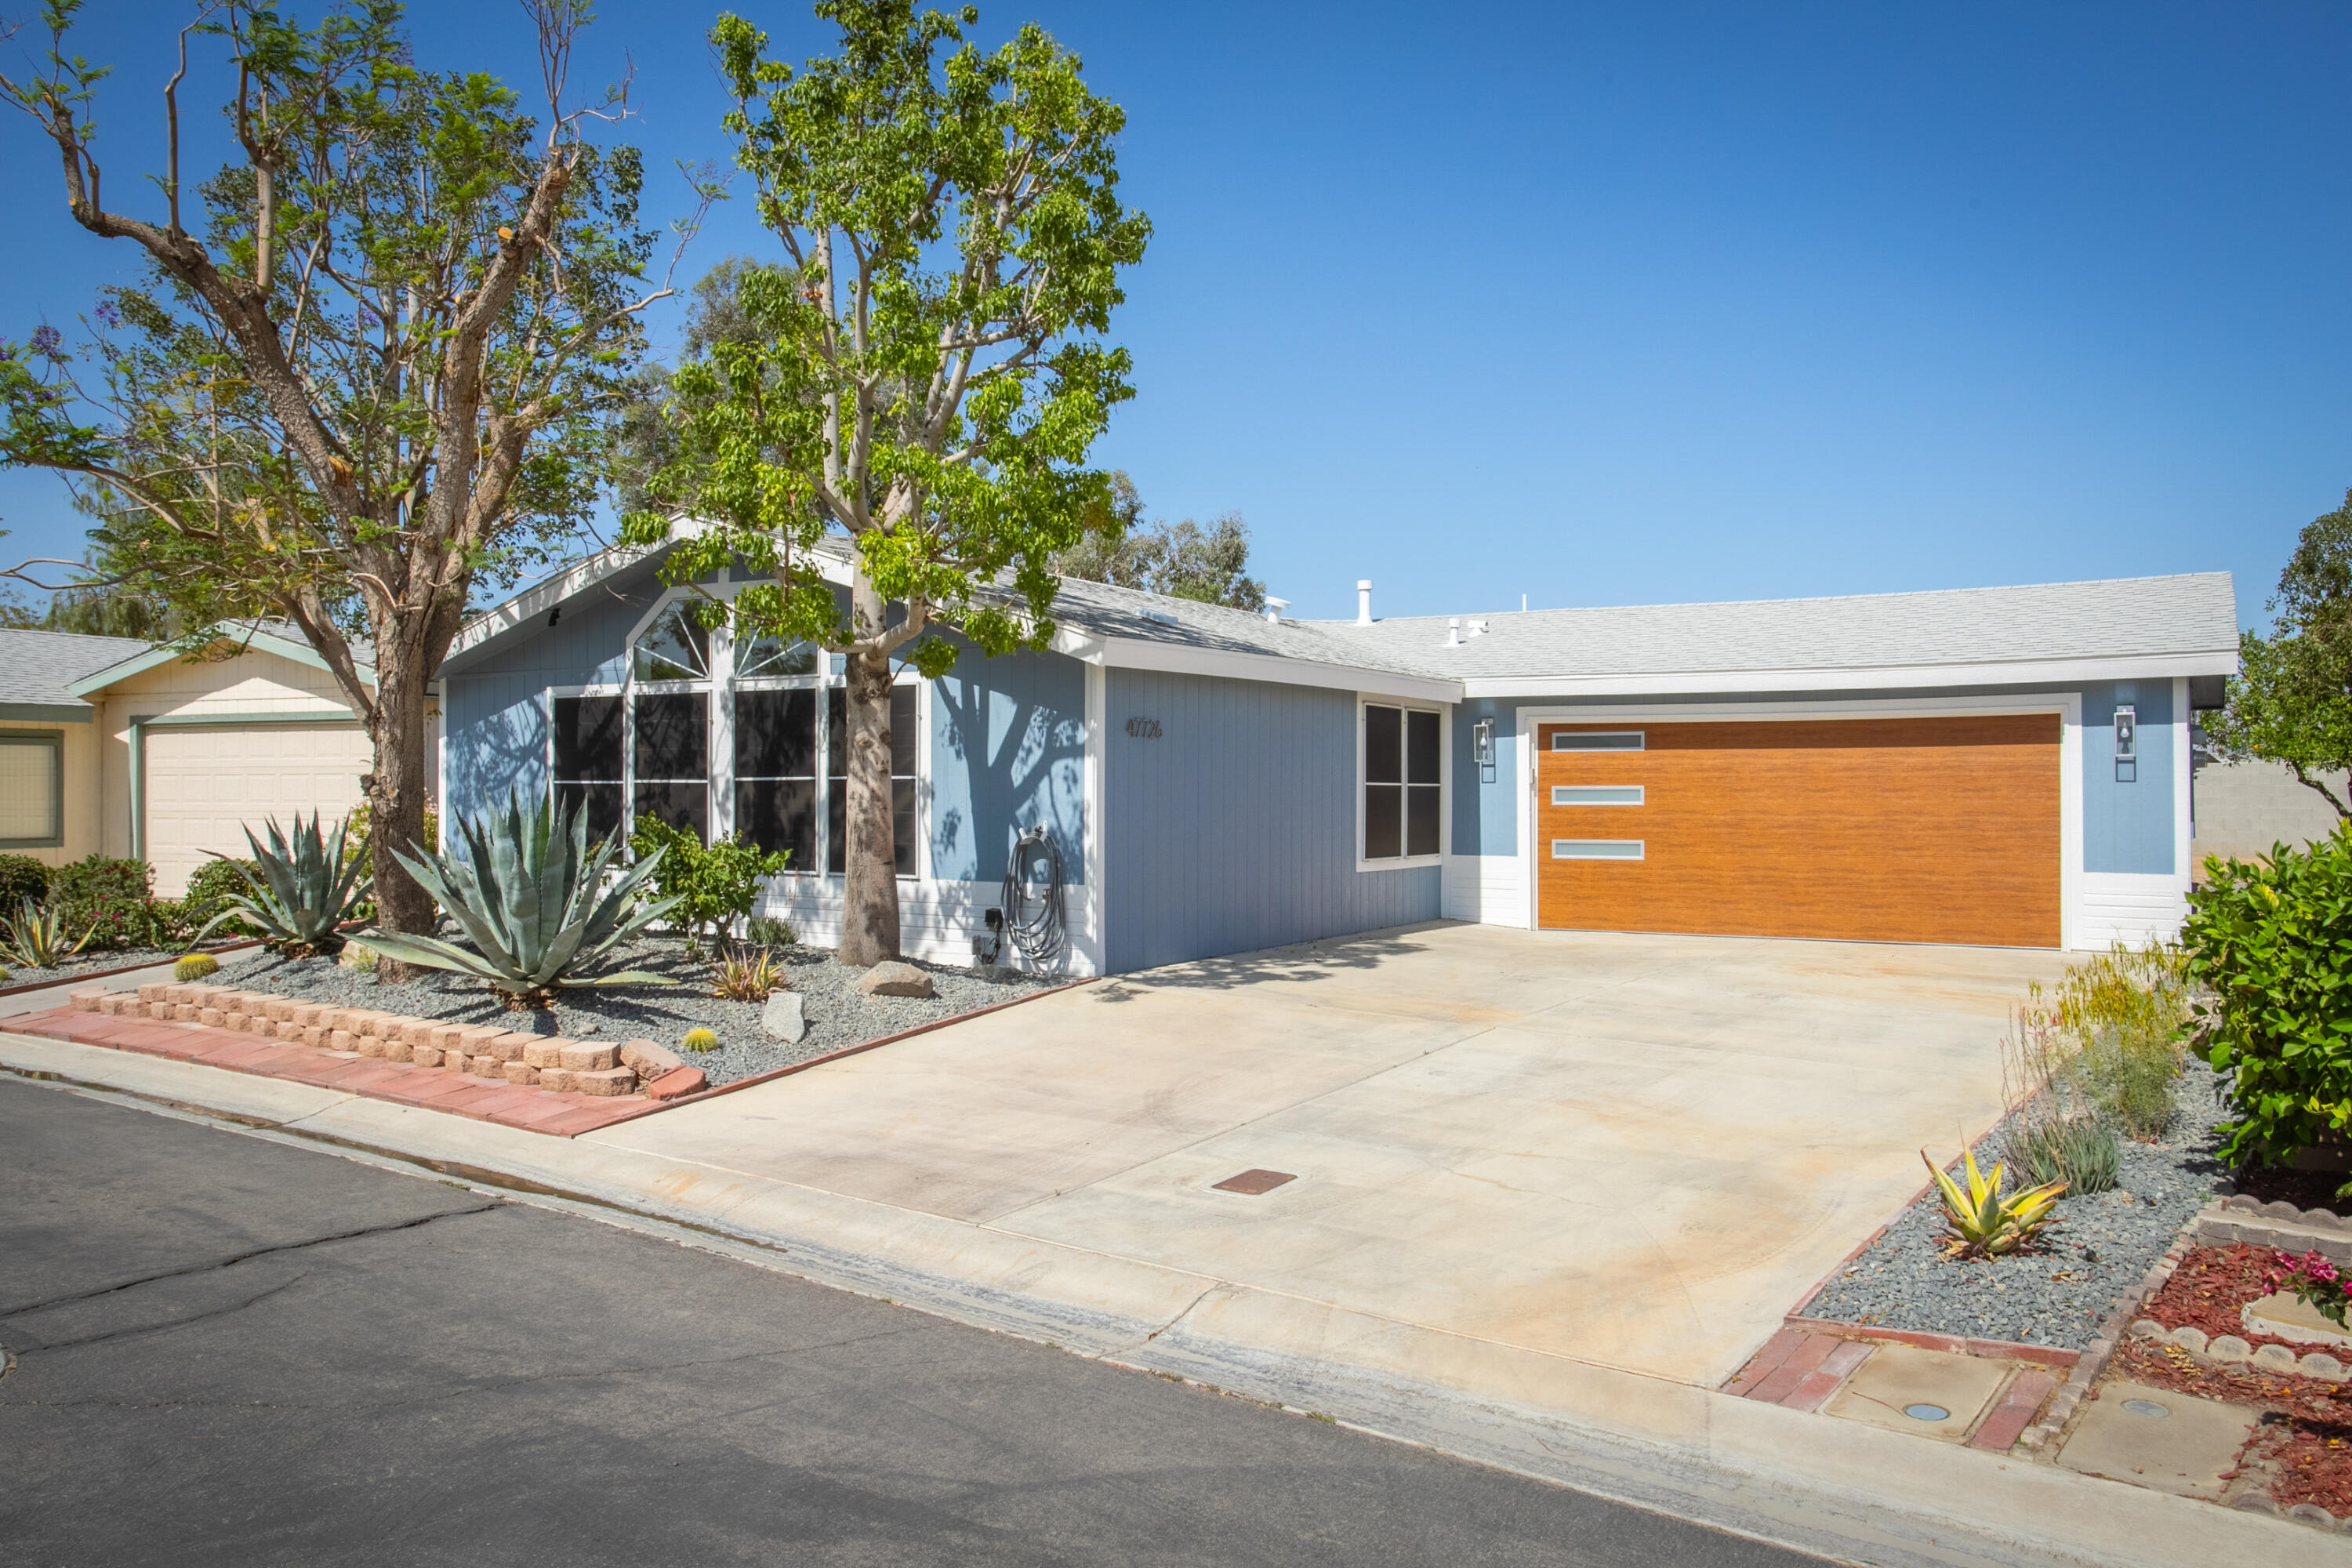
[1000, 826, 1067, 968]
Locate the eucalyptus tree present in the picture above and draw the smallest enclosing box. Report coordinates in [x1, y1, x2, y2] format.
[625, 1, 1149, 965]
[2208, 489, 2352, 817]
[0, 0, 702, 962]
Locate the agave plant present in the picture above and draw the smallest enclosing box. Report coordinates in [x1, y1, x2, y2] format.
[711, 946, 787, 1002]
[357, 791, 681, 1009]
[0, 897, 95, 969]
[1922, 1147, 2067, 1258]
[194, 813, 372, 956]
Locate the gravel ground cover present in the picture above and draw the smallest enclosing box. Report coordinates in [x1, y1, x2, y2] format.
[1801, 1062, 2227, 1350]
[214, 936, 1060, 1087]
[2, 940, 246, 987]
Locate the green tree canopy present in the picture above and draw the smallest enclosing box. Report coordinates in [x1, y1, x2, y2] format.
[0, 0, 703, 952]
[2208, 489, 2352, 818]
[622, 0, 1148, 964]
[1054, 472, 1265, 611]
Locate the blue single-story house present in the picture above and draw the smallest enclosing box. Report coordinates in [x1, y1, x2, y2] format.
[436, 537, 2239, 975]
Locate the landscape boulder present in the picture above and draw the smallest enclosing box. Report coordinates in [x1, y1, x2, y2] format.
[761, 991, 808, 1042]
[855, 962, 935, 1000]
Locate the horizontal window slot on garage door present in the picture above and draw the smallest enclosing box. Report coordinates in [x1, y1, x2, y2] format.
[1551, 731, 1643, 751]
[1552, 785, 1643, 806]
[1552, 839, 1645, 860]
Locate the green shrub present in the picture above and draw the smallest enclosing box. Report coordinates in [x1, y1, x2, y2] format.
[46, 855, 152, 952]
[628, 817, 790, 956]
[173, 953, 220, 982]
[2071, 1024, 2180, 1139]
[0, 853, 49, 909]
[2183, 822, 2352, 1173]
[2007, 1116, 2121, 1195]
[746, 915, 798, 948]
[183, 858, 260, 939]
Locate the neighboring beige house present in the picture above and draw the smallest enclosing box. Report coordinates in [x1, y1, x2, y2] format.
[1, 623, 437, 895]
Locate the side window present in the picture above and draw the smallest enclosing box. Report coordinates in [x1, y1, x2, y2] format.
[735, 688, 818, 868]
[1363, 704, 1441, 860]
[633, 692, 709, 839]
[827, 684, 919, 875]
[550, 696, 624, 843]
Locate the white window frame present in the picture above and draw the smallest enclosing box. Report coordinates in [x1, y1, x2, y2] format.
[1550, 730, 1646, 752]
[1551, 785, 1645, 807]
[0, 728, 65, 849]
[546, 575, 929, 884]
[1356, 694, 1449, 873]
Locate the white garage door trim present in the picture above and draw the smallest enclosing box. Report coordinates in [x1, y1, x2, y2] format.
[1513, 691, 2086, 949]
[132, 709, 368, 891]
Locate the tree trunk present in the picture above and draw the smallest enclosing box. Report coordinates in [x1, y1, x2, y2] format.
[365, 626, 439, 983]
[837, 578, 903, 967]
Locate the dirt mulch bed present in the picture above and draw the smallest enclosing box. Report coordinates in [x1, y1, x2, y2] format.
[2227, 1163, 2352, 1214]
[2111, 1242, 2352, 1516]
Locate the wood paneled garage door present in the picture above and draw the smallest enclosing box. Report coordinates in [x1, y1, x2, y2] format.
[1535, 716, 2061, 948]
[145, 721, 372, 896]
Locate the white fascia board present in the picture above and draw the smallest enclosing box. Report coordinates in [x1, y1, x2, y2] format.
[1459, 649, 2239, 700]
[1084, 634, 1460, 702]
[444, 541, 670, 670]
[67, 622, 372, 697]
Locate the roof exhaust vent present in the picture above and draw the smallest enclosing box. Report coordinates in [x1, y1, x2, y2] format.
[1356, 580, 1373, 626]
[1445, 617, 1461, 648]
[1262, 597, 1290, 624]
[1468, 619, 1489, 637]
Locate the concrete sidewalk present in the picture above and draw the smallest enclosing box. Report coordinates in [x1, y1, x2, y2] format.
[0, 938, 2327, 1566]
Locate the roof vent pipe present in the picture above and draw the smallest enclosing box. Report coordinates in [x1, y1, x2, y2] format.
[1262, 596, 1289, 624]
[1357, 580, 1373, 626]
[1446, 617, 1461, 648]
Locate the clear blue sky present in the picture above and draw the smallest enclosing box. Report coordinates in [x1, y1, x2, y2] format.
[3, 0, 2341, 626]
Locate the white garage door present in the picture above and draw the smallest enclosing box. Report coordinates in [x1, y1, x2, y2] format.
[146, 722, 372, 895]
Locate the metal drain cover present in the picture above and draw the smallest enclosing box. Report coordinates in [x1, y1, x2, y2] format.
[1213, 1168, 1297, 1195]
[1903, 1403, 1951, 1422]
[2122, 1399, 2169, 1419]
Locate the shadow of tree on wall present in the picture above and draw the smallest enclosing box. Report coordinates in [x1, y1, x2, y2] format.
[1085, 921, 1460, 1003]
[931, 674, 1086, 884]
[445, 702, 549, 841]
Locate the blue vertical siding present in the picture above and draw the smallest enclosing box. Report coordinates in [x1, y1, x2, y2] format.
[1104, 668, 1439, 973]
[929, 641, 1087, 885]
[2081, 678, 2177, 874]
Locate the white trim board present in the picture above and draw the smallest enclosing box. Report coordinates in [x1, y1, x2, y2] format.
[1510, 693, 2090, 949]
[1460, 649, 2236, 700]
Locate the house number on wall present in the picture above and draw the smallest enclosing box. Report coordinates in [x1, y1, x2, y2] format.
[1125, 717, 1163, 739]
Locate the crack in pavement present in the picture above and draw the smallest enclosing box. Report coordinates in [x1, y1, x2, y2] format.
[0, 1202, 503, 1322]
[9, 1273, 312, 1355]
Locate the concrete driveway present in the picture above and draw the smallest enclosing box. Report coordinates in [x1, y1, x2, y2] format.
[588, 923, 2069, 1388]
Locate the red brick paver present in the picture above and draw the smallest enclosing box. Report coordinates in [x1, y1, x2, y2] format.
[1968, 1367, 2058, 1453]
[4, 1006, 652, 1138]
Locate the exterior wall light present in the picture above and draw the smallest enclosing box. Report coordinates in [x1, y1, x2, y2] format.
[1473, 717, 1495, 782]
[2114, 704, 2136, 783]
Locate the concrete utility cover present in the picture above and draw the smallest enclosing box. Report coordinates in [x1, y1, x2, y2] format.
[1821, 1343, 2011, 1441]
[588, 923, 2065, 1388]
[2056, 1381, 2260, 1499]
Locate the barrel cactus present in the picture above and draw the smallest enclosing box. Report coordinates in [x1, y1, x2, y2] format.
[681, 1027, 719, 1053]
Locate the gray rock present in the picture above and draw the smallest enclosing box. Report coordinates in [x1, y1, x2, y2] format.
[2209, 1334, 2253, 1362]
[856, 961, 935, 1000]
[761, 990, 808, 1042]
[2300, 1352, 2347, 1381]
[2254, 1344, 2301, 1372]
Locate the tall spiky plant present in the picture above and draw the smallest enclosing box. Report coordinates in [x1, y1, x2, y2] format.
[356, 791, 680, 1010]
[194, 813, 371, 956]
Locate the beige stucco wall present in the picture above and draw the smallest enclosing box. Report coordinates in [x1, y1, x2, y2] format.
[2190, 756, 2349, 873]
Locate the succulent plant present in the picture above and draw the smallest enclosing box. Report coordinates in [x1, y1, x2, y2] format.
[1922, 1147, 2067, 1258]
[681, 1027, 719, 1053]
[711, 946, 786, 1002]
[0, 897, 95, 970]
[194, 813, 372, 956]
[356, 790, 681, 1010]
[173, 952, 221, 982]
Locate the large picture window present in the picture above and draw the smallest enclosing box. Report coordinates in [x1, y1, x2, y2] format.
[551, 592, 923, 880]
[1363, 703, 1441, 861]
[0, 731, 64, 848]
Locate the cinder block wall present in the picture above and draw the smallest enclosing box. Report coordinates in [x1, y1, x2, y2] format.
[2192, 757, 2347, 872]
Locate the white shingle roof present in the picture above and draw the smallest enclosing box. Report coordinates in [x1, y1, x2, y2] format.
[0, 628, 151, 707]
[1043, 572, 2239, 684]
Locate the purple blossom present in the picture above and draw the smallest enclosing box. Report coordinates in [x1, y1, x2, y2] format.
[29, 324, 62, 358]
[94, 299, 120, 328]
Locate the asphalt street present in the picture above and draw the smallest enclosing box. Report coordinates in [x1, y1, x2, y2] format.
[0, 1075, 1824, 1566]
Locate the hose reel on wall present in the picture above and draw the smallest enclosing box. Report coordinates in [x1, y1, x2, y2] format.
[977, 826, 1065, 971]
